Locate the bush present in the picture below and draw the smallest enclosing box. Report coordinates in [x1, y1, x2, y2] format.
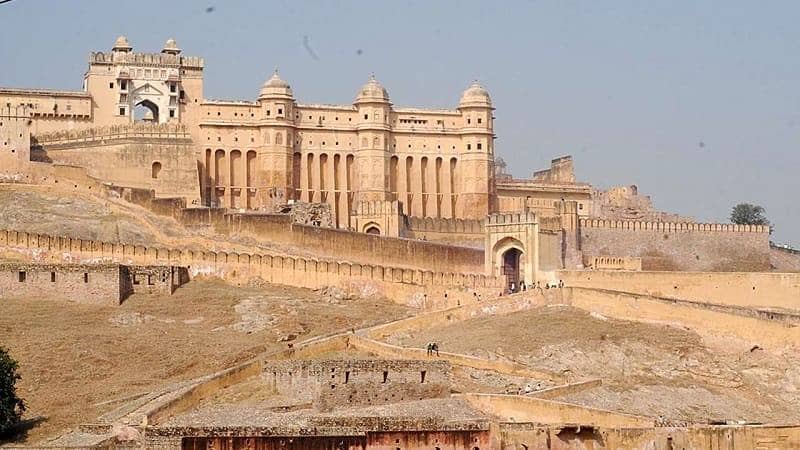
[0, 347, 25, 436]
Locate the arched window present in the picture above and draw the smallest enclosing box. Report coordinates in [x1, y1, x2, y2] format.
[151, 161, 162, 179]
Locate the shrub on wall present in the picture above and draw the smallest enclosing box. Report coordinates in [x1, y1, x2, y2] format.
[0, 347, 25, 436]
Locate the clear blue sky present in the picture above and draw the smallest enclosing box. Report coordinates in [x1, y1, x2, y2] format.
[2, 0, 798, 247]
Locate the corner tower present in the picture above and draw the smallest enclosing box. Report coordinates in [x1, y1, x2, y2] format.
[457, 81, 496, 218]
[256, 70, 297, 208]
[353, 76, 392, 203]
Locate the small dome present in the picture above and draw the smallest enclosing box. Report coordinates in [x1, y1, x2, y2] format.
[258, 69, 294, 99]
[112, 35, 132, 52]
[162, 38, 181, 54]
[459, 81, 492, 108]
[355, 75, 390, 103]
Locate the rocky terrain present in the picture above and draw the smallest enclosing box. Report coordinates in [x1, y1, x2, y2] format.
[385, 305, 800, 425]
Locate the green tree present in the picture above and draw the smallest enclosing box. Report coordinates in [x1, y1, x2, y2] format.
[0, 347, 25, 436]
[730, 203, 773, 233]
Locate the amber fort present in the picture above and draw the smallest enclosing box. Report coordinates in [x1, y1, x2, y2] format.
[1, 37, 800, 450]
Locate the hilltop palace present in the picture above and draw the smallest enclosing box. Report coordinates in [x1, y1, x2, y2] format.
[4, 37, 800, 450]
[0, 37, 773, 287]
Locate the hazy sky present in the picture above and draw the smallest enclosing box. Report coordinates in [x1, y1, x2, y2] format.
[2, 1, 798, 246]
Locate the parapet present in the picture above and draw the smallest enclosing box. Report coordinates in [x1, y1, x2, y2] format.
[578, 218, 770, 234]
[486, 211, 537, 225]
[32, 123, 191, 146]
[89, 51, 204, 69]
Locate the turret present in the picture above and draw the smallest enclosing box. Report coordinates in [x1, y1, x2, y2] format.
[353, 75, 392, 202]
[256, 70, 296, 208]
[258, 69, 295, 121]
[112, 35, 132, 53]
[161, 38, 181, 55]
[457, 81, 496, 218]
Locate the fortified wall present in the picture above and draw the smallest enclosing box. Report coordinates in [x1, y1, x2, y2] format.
[181, 208, 486, 273]
[579, 218, 771, 271]
[0, 229, 502, 308]
[31, 124, 200, 204]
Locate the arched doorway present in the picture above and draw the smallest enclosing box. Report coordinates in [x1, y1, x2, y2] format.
[502, 248, 522, 292]
[134, 100, 159, 123]
[365, 226, 381, 235]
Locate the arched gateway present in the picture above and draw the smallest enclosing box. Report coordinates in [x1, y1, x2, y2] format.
[485, 212, 539, 292]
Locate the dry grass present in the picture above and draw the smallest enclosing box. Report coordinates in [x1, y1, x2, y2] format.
[0, 279, 411, 443]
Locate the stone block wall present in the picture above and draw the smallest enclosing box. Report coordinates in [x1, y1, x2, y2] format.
[263, 360, 451, 412]
[0, 262, 122, 305]
[579, 219, 770, 271]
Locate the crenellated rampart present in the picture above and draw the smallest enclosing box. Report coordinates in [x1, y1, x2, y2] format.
[579, 218, 769, 233]
[32, 123, 191, 147]
[0, 229, 502, 307]
[578, 218, 771, 271]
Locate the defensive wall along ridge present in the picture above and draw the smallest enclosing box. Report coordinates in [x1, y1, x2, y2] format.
[563, 287, 800, 350]
[182, 208, 486, 273]
[578, 217, 772, 272]
[559, 269, 800, 311]
[0, 229, 501, 307]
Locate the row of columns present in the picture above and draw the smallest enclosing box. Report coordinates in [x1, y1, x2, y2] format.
[392, 155, 457, 219]
[298, 152, 355, 229]
[204, 148, 258, 209]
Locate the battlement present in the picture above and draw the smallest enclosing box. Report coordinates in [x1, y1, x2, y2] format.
[487, 211, 537, 225]
[406, 216, 484, 234]
[0, 87, 90, 99]
[32, 123, 191, 145]
[89, 51, 204, 69]
[579, 218, 769, 233]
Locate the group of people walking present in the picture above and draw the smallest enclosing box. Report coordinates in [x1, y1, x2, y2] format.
[425, 342, 440, 356]
[507, 279, 565, 295]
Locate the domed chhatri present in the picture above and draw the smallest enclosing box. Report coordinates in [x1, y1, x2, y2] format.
[459, 81, 492, 108]
[161, 38, 181, 55]
[259, 69, 294, 99]
[355, 74, 390, 103]
[112, 35, 132, 52]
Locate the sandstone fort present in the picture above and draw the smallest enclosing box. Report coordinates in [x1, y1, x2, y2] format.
[1, 37, 799, 450]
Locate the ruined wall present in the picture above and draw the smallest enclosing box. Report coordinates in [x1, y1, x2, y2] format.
[122, 265, 187, 296]
[31, 124, 201, 205]
[0, 229, 502, 307]
[263, 360, 450, 412]
[588, 185, 694, 222]
[560, 270, 800, 312]
[579, 218, 771, 271]
[0, 262, 121, 305]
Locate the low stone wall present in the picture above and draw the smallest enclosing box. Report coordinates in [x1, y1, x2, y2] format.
[349, 336, 561, 382]
[564, 287, 800, 350]
[559, 270, 800, 312]
[458, 393, 653, 428]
